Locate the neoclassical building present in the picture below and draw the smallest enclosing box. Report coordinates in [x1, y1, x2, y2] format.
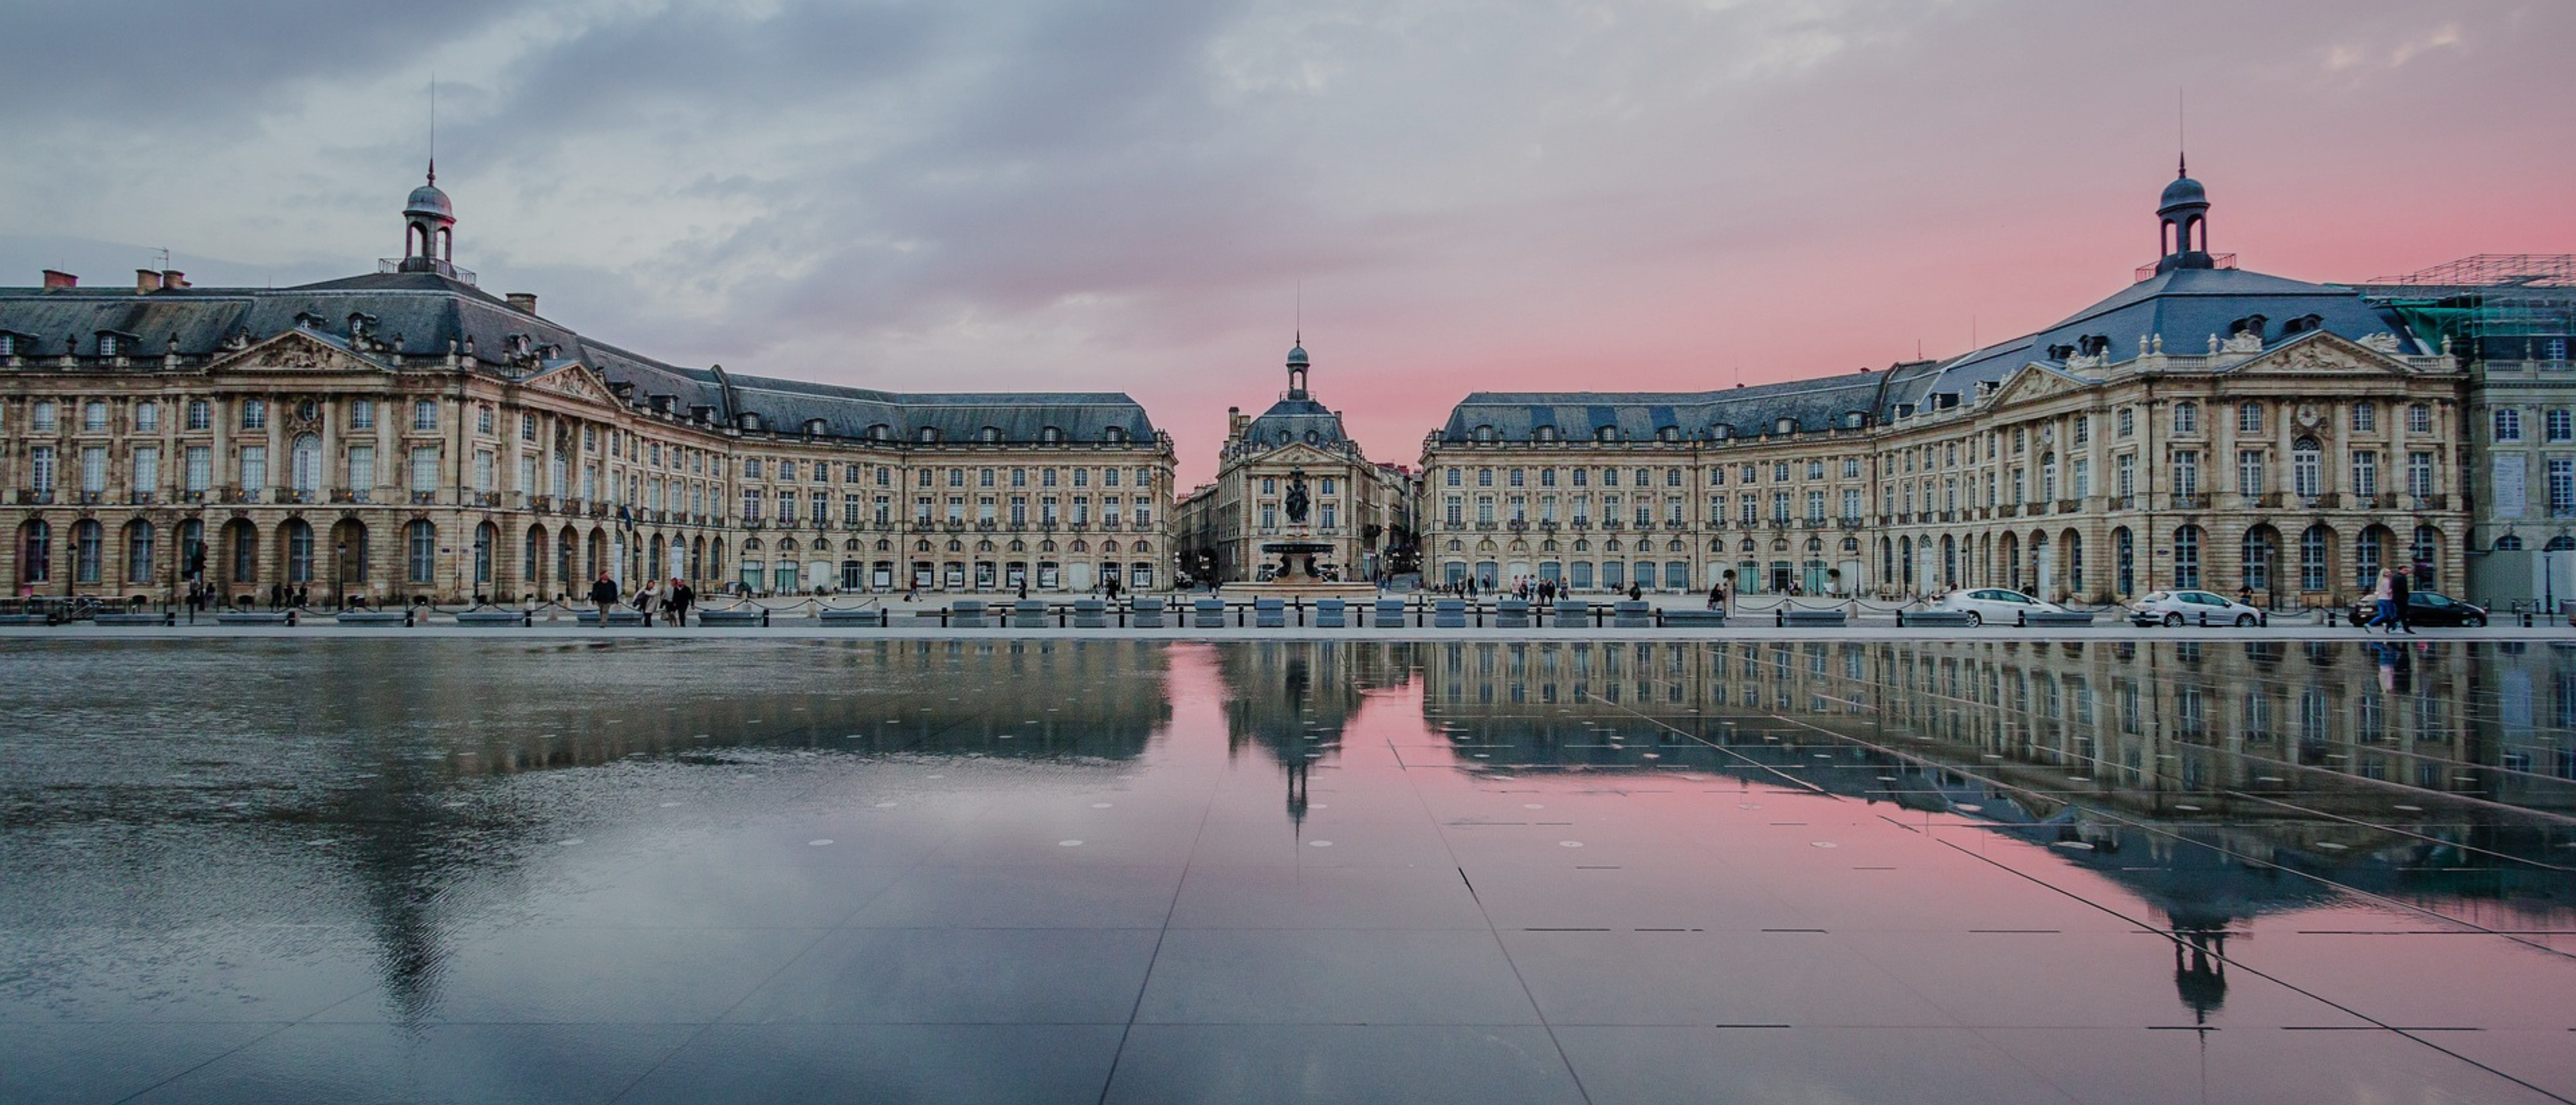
[1, 173, 1175, 604]
[1173, 343, 1416, 584]
[1418, 170, 2472, 607]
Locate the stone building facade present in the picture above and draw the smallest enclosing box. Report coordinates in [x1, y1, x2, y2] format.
[1173, 344, 1415, 585]
[0, 175, 1175, 605]
[1417, 172, 2473, 607]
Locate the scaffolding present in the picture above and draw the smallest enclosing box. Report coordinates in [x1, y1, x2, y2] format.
[2349, 254, 2576, 360]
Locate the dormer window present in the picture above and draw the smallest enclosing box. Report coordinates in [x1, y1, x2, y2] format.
[1103, 426, 1127, 444]
[1775, 417, 1796, 435]
[805, 418, 828, 436]
[0, 333, 14, 357]
[1040, 426, 1065, 443]
[918, 426, 941, 443]
[1655, 426, 1680, 443]
[96, 334, 118, 357]
[1474, 425, 1496, 442]
[1595, 425, 1617, 442]
[980, 426, 1004, 443]
[1843, 412, 1865, 429]
[866, 423, 891, 441]
[1711, 424, 1732, 440]
[1533, 425, 1557, 442]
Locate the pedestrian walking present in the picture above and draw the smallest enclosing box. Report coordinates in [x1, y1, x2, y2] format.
[1707, 583, 1722, 611]
[589, 572, 619, 626]
[2366, 569, 2395, 632]
[667, 578, 693, 626]
[2380, 564, 2401, 633]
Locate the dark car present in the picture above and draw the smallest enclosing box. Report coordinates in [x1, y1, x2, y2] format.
[2347, 590, 2488, 628]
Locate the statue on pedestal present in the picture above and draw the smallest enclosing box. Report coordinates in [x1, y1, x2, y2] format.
[1284, 468, 1311, 526]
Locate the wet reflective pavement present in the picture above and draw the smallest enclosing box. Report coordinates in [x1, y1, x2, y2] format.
[2, 638, 2572, 1104]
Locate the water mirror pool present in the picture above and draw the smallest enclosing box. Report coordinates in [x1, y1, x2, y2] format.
[4, 639, 2572, 1104]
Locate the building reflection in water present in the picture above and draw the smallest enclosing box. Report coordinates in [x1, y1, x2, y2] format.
[1217, 640, 1415, 829]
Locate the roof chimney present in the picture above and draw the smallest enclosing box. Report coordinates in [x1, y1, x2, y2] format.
[161, 271, 188, 289]
[135, 269, 164, 293]
[42, 269, 76, 290]
[506, 292, 538, 315]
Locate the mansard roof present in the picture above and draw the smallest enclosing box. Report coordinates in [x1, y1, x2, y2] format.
[1240, 396, 1352, 450]
[1436, 369, 1899, 445]
[0, 271, 1160, 445]
[1929, 265, 2424, 393]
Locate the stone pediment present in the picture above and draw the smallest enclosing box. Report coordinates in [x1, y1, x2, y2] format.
[210, 327, 390, 374]
[520, 360, 616, 405]
[2217, 331, 2409, 377]
[1986, 363, 2091, 408]
[1232, 440, 1353, 472]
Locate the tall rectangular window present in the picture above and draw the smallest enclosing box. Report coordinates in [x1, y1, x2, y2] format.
[410, 446, 439, 493]
[2551, 459, 2576, 515]
[349, 446, 376, 492]
[241, 400, 266, 430]
[2496, 408, 2524, 442]
[240, 446, 267, 492]
[2237, 451, 2265, 496]
[2408, 452, 2435, 498]
[2172, 451, 2198, 497]
[413, 400, 438, 431]
[2550, 409, 2573, 443]
[80, 447, 106, 493]
[350, 400, 376, 430]
[472, 450, 495, 494]
[2408, 404, 2431, 434]
[185, 445, 210, 492]
[2351, 451, 2379, 498]
[132, 447, 159, 496]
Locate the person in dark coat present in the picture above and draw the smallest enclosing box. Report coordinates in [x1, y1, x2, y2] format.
[666, 578, 692, 627]
[589, 572, 620, 626]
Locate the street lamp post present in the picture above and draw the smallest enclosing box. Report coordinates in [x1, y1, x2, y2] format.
[335, 540, 348, 609]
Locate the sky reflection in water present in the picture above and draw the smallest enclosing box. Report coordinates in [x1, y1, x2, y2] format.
[2, 638, 2571, 1105]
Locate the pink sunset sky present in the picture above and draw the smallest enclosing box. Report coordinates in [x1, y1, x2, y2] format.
[2, 0, 2568, 485]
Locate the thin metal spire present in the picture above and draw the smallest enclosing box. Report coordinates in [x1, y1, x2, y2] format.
[428, 75, 438, 184]
[2177, 88, 2186, 179]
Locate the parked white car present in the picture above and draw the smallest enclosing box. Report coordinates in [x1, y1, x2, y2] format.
[1932, 588, 2064, 626]
[2127, 589, 2266, 627]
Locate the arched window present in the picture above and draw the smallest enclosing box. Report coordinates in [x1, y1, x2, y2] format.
[407, 519, 436, 584]
[2114, 526, 2135, 596]
[72, 520, 103, 583]
[290, 433, 322, 495]
[18, 521, 51, 584]
[2356, 527, 2386, 587]
[474, 522, 496, 586]
[2549, 536, 2576, 552]
[283, 519, 313, 584]
[2173, 525, 2202, 589]
[2298, 525, 2330, 591]
[1039, 426, 1063, 443]
[2292, 437, 2322, 498]
[525, 526, 547, 590]
[2411, 525, 2441, 589]
[918, 426, 941, 443]
[980, 426, 1005, 443]
[124, 520, 154, 584]
[2495, 535, 2526, 551]
[2241, 527, 2277, 592]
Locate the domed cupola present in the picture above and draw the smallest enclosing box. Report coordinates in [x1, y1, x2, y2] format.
[2154, 156, 2213, 275]
[398, 164, 459, 276]
[1285, 340, 1311, 399]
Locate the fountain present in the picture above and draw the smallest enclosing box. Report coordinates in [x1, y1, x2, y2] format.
[1233, 467, 1379, 603]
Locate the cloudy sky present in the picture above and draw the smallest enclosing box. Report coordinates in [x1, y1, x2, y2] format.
[4, 0, 2568, 482]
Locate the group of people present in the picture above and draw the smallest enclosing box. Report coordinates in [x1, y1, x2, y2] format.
[589, 572, 696, 627]
[2364, 567, 2418, 635]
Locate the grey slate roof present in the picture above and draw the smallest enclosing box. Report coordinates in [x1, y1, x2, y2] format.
[1437, 370, 1895, 444]
[1241, 396, 1352, 450]
[0, 272, 1158, 445]
[1930, 265, 2423, 393]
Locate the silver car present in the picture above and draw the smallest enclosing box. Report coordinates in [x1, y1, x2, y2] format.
[1932, 588, 2064, 626]
[2126, 589, 2266, 627]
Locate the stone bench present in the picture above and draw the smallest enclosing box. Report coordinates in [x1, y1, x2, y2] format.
[577, 608, 647, 626]
[1612, 600, 1653, 629]
[94, 612, 174, 626]
[215, 611, 295, 626]
[1775, 608, 1848, 628]
[1315, 598, 1347, 629]
[456, 609, 532, 626]
[332, 610, 413, 626]
[1131, 597, 1168, 628]
[818, 608, 883, 627]
[1254, 597, 1286, 628]
[1896, 610, 1976, 628]
[1661, 609, 1727, 628]
[1495, 598, 1531, 629]
[1012, 599, 1048, 628]
[1072, 598, 1108, 629]
[0, 613, 48, 626]
[1192, 598, 1226, 629]
[1432, 598, 1467, 629]
[1552, 600, 1591, 629]
[2017, 610, 2098, 628]
[951, 601, 990, 629]
[1374, 598, 1409, 628]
